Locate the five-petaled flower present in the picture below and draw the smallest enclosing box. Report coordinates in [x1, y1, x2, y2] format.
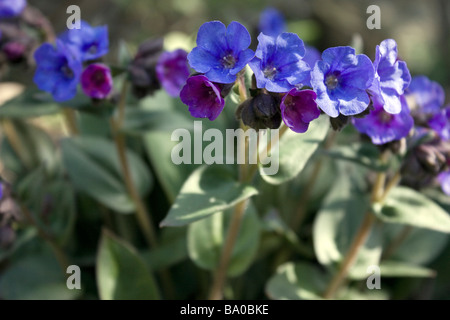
[407, 75, 445, 115]
[249, 32, 311, 93]
[280, 89, 320, 133]
[368, 39, 411, 114]
[60, 20, 109, 62]
[188, 21, 255, 84]
[33, 40, 82, 102]
[258, 7, 287, 37]
[311, 46, 375, 118]
[352, 95, 413, 145]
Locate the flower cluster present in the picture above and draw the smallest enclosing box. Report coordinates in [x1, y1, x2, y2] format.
[33, 22, 190, 102]
[33, 21, 111, 102]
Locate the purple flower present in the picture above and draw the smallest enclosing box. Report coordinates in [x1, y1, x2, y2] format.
[180, 75, 225, 121]
[280, 89, 320, 133]
[303, 45, 321, 71]
[368, 39, 411, 114]
[352, 95, 413, 145]
[0, 0, 26, 18]
[188, 21, 254, 84]
[33, 40, 82, 102]
[156, 49, 190, 97]
[311, 46, 375, 118]
[259, 7, 287, 37]
[407, 76, 445, 114]
[249, 32, 310, 93]
[60, 21, 108, 62]
[438, 170, 450, 196]
[81, 63, 113, 99]
[428, 106, 450, 141]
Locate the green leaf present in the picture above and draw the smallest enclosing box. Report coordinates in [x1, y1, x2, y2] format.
[379, 261, 436, 278]
[0, 251, 80, 300]
[375, 186, 450, 233]
[321, 143, 388, 171]
[313, 164, 382, 279]
[61, 136, 152, 213]
[123, 109, 193, 135]
[96, 230, 160, 300]
[187, 201, 261, 277]
[382, 224, 448, 265]
[0, 89, 59, 118]
[144, 131, 197, 203]
[260, 115, 329, 185]
[141, 228, 188, 271]
[265, 262, 330, 300]
[160, 165, 258, 227]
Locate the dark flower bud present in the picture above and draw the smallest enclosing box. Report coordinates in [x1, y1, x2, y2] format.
[0, 225, 15, 250]
[236, 92, 281, 130]
[3, 41, 27, 62]
[414, 144, 446, 174]
[128, 38, 164, 99]
[330, 114, 349, 131]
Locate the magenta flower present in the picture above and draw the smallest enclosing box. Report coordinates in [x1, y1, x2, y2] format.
[180, 75, 225, 121]
[156, 49, 190, 97]
[81, 63, 113, 99]
[280, 89, 320, 133]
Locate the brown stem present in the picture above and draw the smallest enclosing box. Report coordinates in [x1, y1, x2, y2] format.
[110, 118, 158, 249]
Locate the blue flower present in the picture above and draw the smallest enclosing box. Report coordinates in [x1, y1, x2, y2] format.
[280, 89, 320, 133]
[249, 32, 310, 93]
[368, 39, 411, 114]
[311, 46, 375, 118]
[60, 21, 109, 62]
[0, 0, 26, 19]
[259, 7, 287, 37]
[428, 106, 450, 141]
[407, 75, 445, 114]
[33, 40, 82, 102]
[352, 95, 413, 145]
[180, 75, 225, 121]
[188, 21, 254, 84]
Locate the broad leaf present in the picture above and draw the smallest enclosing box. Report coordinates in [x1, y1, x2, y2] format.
[375, 186, 450, 233]
[260, 115, 329, 185]
[61, 136, 152, 213]
[187, 201, 261, 277]
[96, 230, 160, 300]
[160, 165, 258, 227]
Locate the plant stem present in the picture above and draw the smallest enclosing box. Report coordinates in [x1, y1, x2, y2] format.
[208, 198, 248, 300]
[20, 205, 69, 273]
[117, 79, 129, 128]
[62, 108, 79, 136]
[322, 151, 390, 299]
[110, 118, 158, 249]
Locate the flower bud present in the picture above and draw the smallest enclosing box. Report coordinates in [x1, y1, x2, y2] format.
[237, 92, 281, 130]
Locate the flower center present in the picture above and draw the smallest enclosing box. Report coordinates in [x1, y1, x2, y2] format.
[378, 111, 393, 124]
[61, 64, 74, 79]
[263, 66, 277, 80]
[221, 54, 236, 69]
[92, 70, 106, 86]
[88, 44, 98, 54]
[325, 72, 340, 90]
